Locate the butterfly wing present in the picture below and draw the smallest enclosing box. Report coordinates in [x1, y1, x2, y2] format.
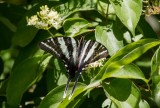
[39, 37, 79, 77]
[39, 37, 108, 99]
[68, 39, 108, 99]
[78, 39, 108, 70]
[39, 37, 79, 98]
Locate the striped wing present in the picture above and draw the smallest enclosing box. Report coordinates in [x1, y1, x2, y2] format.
[39, 37, 108, 99]
[78, 39, 108, 70]
[39, 37, 79, 78]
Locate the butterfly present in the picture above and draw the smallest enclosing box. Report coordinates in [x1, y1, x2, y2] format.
[39, 37, 108, 99]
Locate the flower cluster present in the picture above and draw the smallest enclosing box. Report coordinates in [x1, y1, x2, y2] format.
[88, 58, 106, 68]
[27, 5, 62, 30]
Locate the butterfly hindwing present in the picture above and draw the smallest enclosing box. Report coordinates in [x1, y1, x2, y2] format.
[78, 39, 108, 70]
[88, 44, 108, 63]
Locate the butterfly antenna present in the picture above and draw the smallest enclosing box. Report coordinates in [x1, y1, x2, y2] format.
[63, 77, 71, 98]
[68, 72, 81, 100]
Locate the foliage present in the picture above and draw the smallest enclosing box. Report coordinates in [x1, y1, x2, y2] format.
[0, 0, 160, 108]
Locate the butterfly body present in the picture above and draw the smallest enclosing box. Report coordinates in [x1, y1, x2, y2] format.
[39, 37, 108, 99]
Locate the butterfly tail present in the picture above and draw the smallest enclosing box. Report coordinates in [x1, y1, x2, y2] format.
[63, 77, 71, 98]
[68, 72, 81, 100]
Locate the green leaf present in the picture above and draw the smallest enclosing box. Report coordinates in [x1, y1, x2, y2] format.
[95, 26, 123, 55]
[151, 47, 160, 77]
[13, 30, 52, 66]
[102, 99, 118, 108]
[11, 5, 41, 47]
[55, 0, 97, 19]
[138, 17, 157, 38]
[0, 22, 13, 50]
[102, 99, 116, 108]
[91, 39, 160, 86]
[39, 83, 86, 108]
[151, 47, 160, 107]
[138, 99, 150, 108]
[103, 64, 147, 82]
[46, 58, 68, 91]
[6, 55, 52, 107]
[12, 20, 38, 47]
[97, 0, 111, 15]
[103, 79, 132, 101]
[63, 18, 93, 37]
[97, 0, 117, 21]
[123, 31, 132, 43]
[152, 76, 160, 107]
[102, 79, 140, 108]
[0, 15, 17, 32]
[0, 57, 3, 76]
[58, 87, 86, 108]
[109, 0, 142, 35]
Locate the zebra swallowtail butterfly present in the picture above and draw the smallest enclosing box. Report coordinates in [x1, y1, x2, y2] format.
[39, 37, 108, 99]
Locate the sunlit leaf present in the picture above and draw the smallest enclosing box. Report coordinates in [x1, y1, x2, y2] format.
[91, 39, 160, 85]
[63, 18, 93, 37]
[152, 76, 160, 107]
[151, 47, 160, 107]
[55, 0, 97, 19]
[138, 99, 150, 108]
[109, 0, 142, 35]
[95, 26, 123, 55]
[104, 64, 147, 82]
[151, 47, 160, 77]
[39, 83, 86, 108]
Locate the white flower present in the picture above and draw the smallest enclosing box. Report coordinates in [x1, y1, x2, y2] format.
[46, 9, 62, 29]
[36, 21, 48, 29]
[47, 10, 58, 18]
[27, 15, 38, 26]
[39, 5, 49, 17]
[52, 21, 61, 29]
[88, 58, 106, 68]
[27, 5, 62, 30]
[89, 61, 103, 67]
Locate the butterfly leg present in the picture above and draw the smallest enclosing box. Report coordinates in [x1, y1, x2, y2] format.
[63, 77, 71, 98]
[68, 72, 82, 100]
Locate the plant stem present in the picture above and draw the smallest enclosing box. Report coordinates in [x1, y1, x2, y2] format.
[47, 29, 54, 36]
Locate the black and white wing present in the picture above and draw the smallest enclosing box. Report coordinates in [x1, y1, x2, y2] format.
[63, 39, 108, 99]
[39, 37, 108, 99]
[39, 37, 80, 99]
[78, 39, 108, 70]
[39, 37, 79, 77]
